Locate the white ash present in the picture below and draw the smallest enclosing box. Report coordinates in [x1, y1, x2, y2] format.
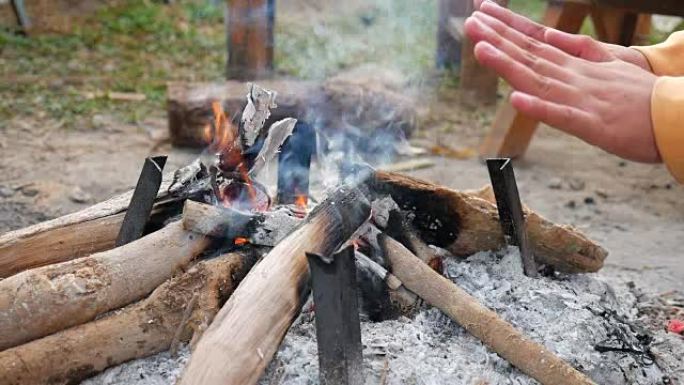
[81, 249, 675, 385]
[258, 248, 669, 385]
[81, 345, 190, 385]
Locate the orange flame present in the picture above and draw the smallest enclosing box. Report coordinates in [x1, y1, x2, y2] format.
[234, 237, 249, 246]
[206, 100, 265, 212]
[295, 194, 308, 210]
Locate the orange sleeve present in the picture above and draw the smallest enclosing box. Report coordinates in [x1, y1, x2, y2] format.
[649, 77, 684, 183]
[633, 31, 684, 76]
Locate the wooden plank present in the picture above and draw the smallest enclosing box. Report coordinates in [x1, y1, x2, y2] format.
[479, 102, 539, 158]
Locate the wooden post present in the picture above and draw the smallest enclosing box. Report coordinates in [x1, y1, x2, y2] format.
[225, 0, 275, 80]
[459, 0, 508, 106]
[436, 0, 469, 69]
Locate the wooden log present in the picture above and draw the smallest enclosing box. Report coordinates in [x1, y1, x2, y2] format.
[167, 79, 417, 147]
[0, 251, 258, 385]
[380, 235, 596, 385]
[177, 186, 371, 385]
[0, 174, 178, 278]
[0, 220, 210, 351]
[370, 171, 607, 272]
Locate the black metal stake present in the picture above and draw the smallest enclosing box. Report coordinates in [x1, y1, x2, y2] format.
[486, 158, 538, 277]
[277, 121, 314, 204]
[116, 156, 167, 247]
[306, 246, 364, 385]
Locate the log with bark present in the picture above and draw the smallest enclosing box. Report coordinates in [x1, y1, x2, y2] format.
[0, 251, 258, 385]
[177, 186, 371, 385]
[370, 170, 607, 272]
[380, 234, 596, 385]
[0, 174, 181, 278]
[0, 220, 210, 351]
[167, 78, 416, 147]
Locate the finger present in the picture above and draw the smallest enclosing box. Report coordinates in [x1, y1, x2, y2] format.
[474, 42, 582, 106]
[465, 17, 573, 83]
[544, 29, 613, 62]
[473, 11, 569, 66]
[479, 1, 548, 41]
[510, 91, 601, 144]
[473, 0, 486, 11]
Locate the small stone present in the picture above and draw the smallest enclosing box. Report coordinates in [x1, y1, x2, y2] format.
[70, 186, 92, 204]
[584, 197, 596, 205]
[20, 185, 39, 197]
[595, 189, 609, 199]
[568, 178, 585, 191]
[0, 185, 14, 198]
[565, 200, 576, 209]
[547, 178, 562, 190]
[618, 161, 627, 167]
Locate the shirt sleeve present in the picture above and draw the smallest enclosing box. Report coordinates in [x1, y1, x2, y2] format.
[633, 31, 684, 76]
[649, 77, 684, 183]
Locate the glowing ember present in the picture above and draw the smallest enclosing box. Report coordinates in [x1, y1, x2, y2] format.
[295, 194, 308, 210]
[234, 237, 249, 246]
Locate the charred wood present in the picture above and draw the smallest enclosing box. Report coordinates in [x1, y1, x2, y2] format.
[370, 171, 607, 273]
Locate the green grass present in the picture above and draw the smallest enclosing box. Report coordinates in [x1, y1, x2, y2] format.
[0, 0, 680, 127]
[0, 0, 226, 125]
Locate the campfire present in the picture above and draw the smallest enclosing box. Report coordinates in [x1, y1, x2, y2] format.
[0, 85, 674, 385]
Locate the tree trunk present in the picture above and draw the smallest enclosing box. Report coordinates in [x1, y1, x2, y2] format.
[370, 171, 607, 272]
[380, 235, 596, 385]
[177, 186, 371, 385]
[0, 221, 210, 351]
[0, 251, 258, 385]
[0, 174, 178, 278]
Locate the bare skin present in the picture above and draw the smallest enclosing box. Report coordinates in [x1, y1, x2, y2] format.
[466, 0, 661, 163]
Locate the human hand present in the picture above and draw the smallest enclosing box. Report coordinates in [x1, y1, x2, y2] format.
[464, 10, 660, 163]
[472, 0, 651, 71]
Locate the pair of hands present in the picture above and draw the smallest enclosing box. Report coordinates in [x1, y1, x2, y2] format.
[466, 0, 661, 163]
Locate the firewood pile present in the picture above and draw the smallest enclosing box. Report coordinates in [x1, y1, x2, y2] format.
[1, 85, 673, 385]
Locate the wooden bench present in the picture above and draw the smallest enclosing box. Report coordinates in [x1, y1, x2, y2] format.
[479, 0, 684, 159]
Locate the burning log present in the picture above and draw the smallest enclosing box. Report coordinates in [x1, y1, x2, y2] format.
[177, 186, 371, 385]
[0, 174, 182, 278]
[181, 200, 301, 246]
[0, 221, 210, 351]
[0, 251, 257, 385]
[379, 235, 597, 385]
[370, 171, 607, 273]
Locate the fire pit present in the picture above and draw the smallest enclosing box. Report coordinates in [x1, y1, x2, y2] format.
[0, 84, 680, 385]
